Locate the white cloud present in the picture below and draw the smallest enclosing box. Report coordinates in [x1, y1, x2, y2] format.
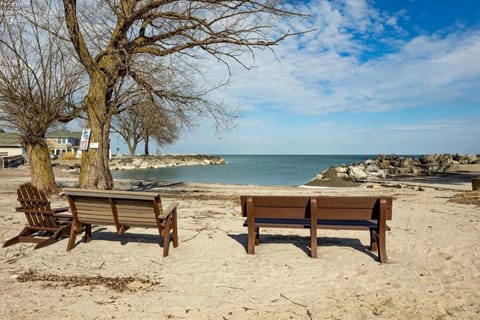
[200, 0, 480, 118]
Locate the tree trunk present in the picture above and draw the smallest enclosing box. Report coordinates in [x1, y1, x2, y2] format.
[144, 135, 149, 155]
[25, 141, 58, 195]
[472, 178, 480, 191]
[128, 143, 136, 155]
[79, 75, 114, 190]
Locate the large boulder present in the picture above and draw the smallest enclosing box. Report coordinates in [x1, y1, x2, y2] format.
[323, 166, 340, 179]
[392, 157, 416, 168]
[348, 166, 368, 180]
[454, 154, 478, 164]
[419, 154, 453, 165]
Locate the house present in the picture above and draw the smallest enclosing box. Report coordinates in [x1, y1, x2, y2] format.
[46, 130, 82, 159]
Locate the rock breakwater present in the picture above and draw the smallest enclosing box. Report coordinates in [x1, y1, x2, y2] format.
[309, 154, 480, 184]
[110, 154, 226, 170]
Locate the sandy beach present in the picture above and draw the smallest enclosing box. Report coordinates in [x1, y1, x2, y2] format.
[1, 165, 479, 319]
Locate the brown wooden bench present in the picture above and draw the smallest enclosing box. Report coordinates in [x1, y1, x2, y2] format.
[63, 188, 179, 257]
[241, 195, 393, 262]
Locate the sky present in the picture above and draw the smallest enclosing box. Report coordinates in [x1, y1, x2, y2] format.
[116, 0, 480, 155]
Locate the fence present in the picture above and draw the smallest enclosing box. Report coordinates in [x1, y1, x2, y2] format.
[1, 155, 25, 168]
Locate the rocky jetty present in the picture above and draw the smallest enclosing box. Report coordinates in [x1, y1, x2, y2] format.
[110, 154, 226, 170]
[309, 154, 480, 184]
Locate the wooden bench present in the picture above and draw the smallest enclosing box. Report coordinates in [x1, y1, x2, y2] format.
[63, 188, 179, 257]
[241, 195, 393, 262]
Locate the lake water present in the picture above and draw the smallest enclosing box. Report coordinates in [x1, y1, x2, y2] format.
[112, 154, 376, 186]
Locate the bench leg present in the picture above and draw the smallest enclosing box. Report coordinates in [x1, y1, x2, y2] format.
[171, 209, 179, 248]
[370, 228, 387, 263]
[247, 225, 257, 254]
[377, 228, 387, 263]
[310, 226, 317, 258]
[118, 226, 130, 234]
[162, 215, 172, 257]
[255, 226, 260, 245]
[369, 228, 378, 252]
[67, 221, 80, 251]
[84, 224, 92, 243]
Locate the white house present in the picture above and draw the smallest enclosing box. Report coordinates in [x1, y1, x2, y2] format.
[46, 130, 81, 159]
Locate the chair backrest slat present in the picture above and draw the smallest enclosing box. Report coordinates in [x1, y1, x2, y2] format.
[17, 183, 51, 213]
[16, 183, 58, 228]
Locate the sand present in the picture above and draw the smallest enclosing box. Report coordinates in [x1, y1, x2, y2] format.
[1, 166, 479, 319]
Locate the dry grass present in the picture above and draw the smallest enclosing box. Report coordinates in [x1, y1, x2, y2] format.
[449, 190, 480, 207]
[16, 269, 160, 292]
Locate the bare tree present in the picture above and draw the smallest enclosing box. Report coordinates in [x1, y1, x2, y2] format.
[112, 102, 145, 155]
[112, 99, 179, 156]
[141, 103, 179, 155]
[0, 1, 83, 194]
[61, 0, 302, 190]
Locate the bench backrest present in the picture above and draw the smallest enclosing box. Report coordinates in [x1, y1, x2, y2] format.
[63, 189, 165, 229]
[241, 196, 314, 219]
[241, 195, 393, 221]
[315, 196, 392, 220]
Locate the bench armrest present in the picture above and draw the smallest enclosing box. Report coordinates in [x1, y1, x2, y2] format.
[163, 201, 178, 216]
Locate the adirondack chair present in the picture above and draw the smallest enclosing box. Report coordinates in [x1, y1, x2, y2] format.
[3, 183, 72, 249]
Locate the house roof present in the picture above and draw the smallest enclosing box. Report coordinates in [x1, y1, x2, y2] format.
[46, 129, 82, 139]
[0, 132, 22, 147]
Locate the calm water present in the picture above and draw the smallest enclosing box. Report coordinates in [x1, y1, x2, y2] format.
[112, 154, 375, 186]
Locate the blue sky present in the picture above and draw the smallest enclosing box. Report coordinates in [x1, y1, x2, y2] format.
[117, 0, 480, 155]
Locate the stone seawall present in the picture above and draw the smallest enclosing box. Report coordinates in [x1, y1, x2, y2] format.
[110, 154, 226, 171]
[308, 154, 480, 185]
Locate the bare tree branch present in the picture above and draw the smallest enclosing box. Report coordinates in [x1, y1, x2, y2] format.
[0, 1, 85, 193]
